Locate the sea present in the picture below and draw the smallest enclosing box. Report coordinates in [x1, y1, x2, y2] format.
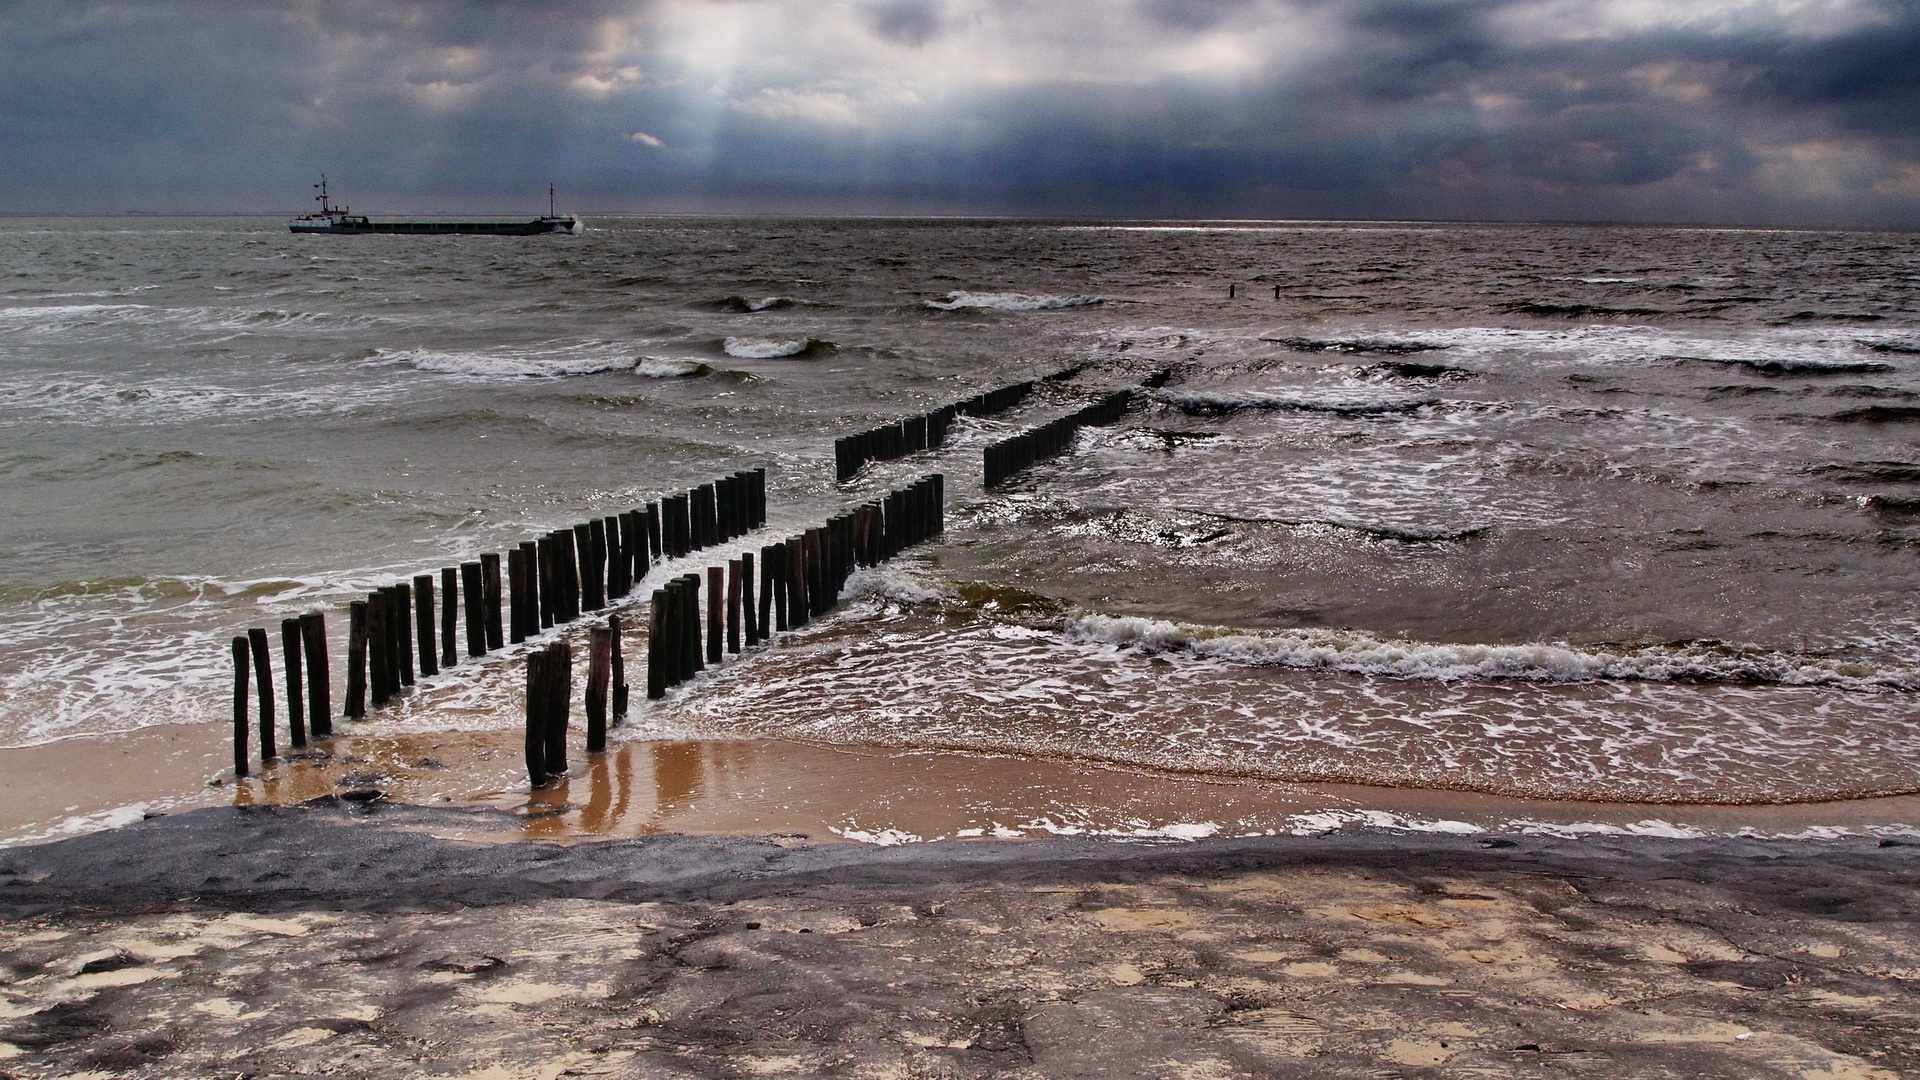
[4, 215, 1920, 838]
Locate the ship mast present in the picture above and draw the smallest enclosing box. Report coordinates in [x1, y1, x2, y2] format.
[315, 175, 330, 215]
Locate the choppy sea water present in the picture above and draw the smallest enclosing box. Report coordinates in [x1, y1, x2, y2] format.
[3, 216, 1919, 809]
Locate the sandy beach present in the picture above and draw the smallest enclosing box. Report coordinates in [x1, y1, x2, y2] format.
[0, 800, 1914, 1078]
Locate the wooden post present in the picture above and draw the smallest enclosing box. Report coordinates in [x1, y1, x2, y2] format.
[727, 559, 742, 654]
[558, 529, 581, 622]
[682, 574, 704, 675]
[741, 552, 757, 645]
[789, 539, 809, 627]
[645, 502, 662, 565]
[586, 625, 611, 753]
[248, 627, 275, 761]
[545, 641, 570, 777]
[524, 650, 547, 788]
[440, 567, 459, 668]
[771, 542, 789, 631]
[604, 515, 623, 600]
[414, 574, 437, 677]
[280, 618, 306, 749]
[395, 582, 415, 687]
[301, 612, 330, 737]
[347, 600, 368, 718]
[752, 467, 766, 527]
[706, 566, 724, 664]
[518, 541, 540, 637]
[367, 592, 390, 707]
[231, 636, 249, 776]
[610, 614, 628, 723]
[462, 562, 485, 656]
[582, 521, 605, 612]
[647, 589, 668, 699]
[482, 552, 504, 650]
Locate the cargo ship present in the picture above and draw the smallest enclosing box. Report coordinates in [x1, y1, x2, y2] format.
[288, 177, 581, 235]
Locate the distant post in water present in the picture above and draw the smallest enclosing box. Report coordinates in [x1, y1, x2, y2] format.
[246, 627, 275, 761]
[300, 612, 330, 737]
[231, 636, 250, 776]
[280, 618, 306, 749]
[346, 600, 368, 718]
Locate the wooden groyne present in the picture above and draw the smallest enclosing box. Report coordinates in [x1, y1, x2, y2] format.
[981, 367, 1174, 488]
[645, 474, 943, 703]
[834, 372, 1103, 483]
[227, 468, 767, 768]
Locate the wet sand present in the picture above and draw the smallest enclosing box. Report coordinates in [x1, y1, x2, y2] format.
[0, 801, 1915, 1078]
[7, 722, 1920, 850]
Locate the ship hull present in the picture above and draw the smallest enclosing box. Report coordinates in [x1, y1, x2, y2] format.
[289, 217, 581, 235]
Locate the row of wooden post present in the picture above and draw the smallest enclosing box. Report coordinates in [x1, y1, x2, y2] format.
[228, 614, 331, 778]
[983, 368, 1175, 487]
[833, 371, 1098, 483]
[229, 468, 768, 772]
[645, 474, 944, 705]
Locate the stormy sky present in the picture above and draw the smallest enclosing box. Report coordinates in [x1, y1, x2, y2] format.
[1, 0, 1916, 225]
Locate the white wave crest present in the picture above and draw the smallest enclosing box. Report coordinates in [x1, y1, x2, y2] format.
[723, 336, 813, 358]
[1064, 613, 1917, 690]
[924, 291, 1105, 312]
[841, 567, 956, 607]
[633, 357, 710, 378]
[387, 344, 637, 378]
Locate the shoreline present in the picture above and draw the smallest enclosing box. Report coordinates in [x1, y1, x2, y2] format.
[0, 803, 1914, 1077]
[5, 720, 1919, 850]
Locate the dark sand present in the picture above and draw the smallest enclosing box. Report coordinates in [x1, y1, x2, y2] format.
[0, 799, 1915, 1078]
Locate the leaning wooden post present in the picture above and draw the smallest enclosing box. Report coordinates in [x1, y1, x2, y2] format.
[231, 636, 250, 776]
[524, 650, 548, 788]
[706, 566, 724, 664]
[346, 599, 368, 718]
[440, 567, 459, 669]
[647, 590, 668, 699]
[609, 614, 628, 724]
[586, 625, 611, 753]
[300, 612, 330, 737]
[280, 618, 306, 749]
[461, 561, 485, 657]
[482, 552, 505, 650]
[413, 574, 438, 677]
[247, 627, 275, 762]
[726, 559, 743, 654]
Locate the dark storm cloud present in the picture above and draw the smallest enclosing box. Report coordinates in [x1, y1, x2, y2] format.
[0, 0, 1915, 225]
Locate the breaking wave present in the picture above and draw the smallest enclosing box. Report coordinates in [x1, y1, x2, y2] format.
[924, 292, 1105, 312]
[388, 345, 639, 379]
[720, 336, 833, 359]
[1064, 614, 1916, 691]
[633, 358, 713, 378]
